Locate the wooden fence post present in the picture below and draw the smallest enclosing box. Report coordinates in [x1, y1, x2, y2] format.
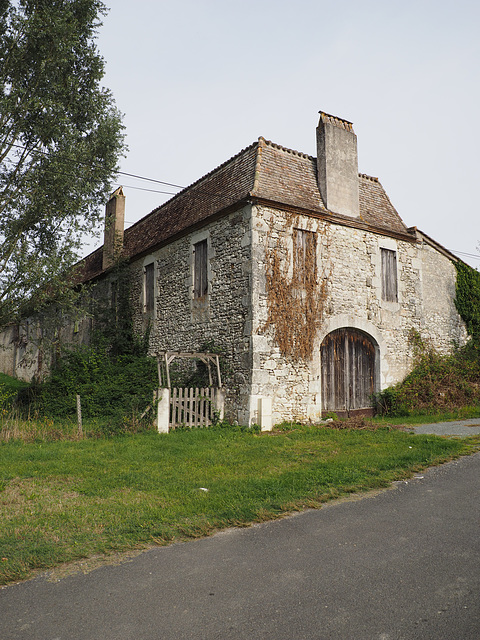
[76, 394, 83, 438]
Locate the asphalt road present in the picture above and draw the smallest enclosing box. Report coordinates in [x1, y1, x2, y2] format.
[1, 450, 479, 639]
[408, 418, 480, 437]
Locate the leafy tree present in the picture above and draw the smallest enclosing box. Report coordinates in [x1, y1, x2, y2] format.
[0, 0, 125, 328]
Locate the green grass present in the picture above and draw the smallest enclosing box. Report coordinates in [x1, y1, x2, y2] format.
[371, 406, 480, 425]
[1, 424, 478, 585]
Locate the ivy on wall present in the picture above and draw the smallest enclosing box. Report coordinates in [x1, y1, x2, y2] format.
[455, 260, 480, 341]
[263, 214, 330, 361]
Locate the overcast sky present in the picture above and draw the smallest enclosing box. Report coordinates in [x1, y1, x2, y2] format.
[92, 0, 480, 267]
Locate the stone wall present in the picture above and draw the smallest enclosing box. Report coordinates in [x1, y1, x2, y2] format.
[419, 242, 467, 352]
[0, 324, 18, 378]
[129, 205, 253, 423]
[249, 205, 467, 425]
[0, 308, 92, 382]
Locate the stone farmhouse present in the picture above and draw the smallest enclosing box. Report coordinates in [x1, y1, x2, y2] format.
[0, 111, 467, 426]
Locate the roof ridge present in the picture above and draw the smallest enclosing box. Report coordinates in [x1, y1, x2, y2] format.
[261, 138, 313, 160]
[359, 173, 379, 183]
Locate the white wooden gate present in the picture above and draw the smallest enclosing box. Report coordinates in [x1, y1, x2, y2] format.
[157, 386, 225, 433]
[170, 387, 221, 428]
[155, 352, 225, 433]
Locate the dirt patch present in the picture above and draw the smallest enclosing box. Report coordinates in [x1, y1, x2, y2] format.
[323, 416, 405, 431]
[43, 548, 150, 582]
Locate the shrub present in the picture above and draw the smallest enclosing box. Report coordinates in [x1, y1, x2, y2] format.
[20, 347, 158, 422]
[0, 373, 28, 412]
[16, 260, 158, 427]
[374, 333, 480, 416]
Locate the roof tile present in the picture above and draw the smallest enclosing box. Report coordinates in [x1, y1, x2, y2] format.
[76, 138, 410, 282]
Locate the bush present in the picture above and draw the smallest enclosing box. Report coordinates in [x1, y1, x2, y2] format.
[374, 334, 480, 416]
[455, 261, 480, 341]
[16, 261, 158, 427]
[20, 346, 158, 422]
[0, 373, 29, 412]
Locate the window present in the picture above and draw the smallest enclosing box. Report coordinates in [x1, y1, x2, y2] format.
[294, 228, 316, 286]
[144, 263, 155, 313]
[193, 239, 208, 299]
[381, 248, 398, 302]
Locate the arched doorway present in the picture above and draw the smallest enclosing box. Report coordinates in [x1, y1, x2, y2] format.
[321, 328, 378, 416]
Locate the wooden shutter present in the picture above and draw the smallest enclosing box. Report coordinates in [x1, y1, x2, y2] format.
[194, 240, 208, 298]
[381, 248, 398, 302]
[294, 229, 316, 286]
[144, 263, 155, 313]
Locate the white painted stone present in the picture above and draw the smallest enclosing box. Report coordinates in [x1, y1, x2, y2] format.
[157, 388, 170, 433]
[258, 397, 273, 431]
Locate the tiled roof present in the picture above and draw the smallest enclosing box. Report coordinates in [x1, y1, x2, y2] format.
[251, 138, 325, 211]
[76, 138, 411, 283]
[251, 139, 409, 237]
[358, 174, 409, 235]
[124, 141, 259, 260]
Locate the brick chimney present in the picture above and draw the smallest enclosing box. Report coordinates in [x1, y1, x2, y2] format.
[102, 186, 125, 271]
[316, 112, 359, 218]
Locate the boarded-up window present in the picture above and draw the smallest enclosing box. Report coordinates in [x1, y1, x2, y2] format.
[381, 248, 398, 302]
[144, 263, 155, 313]
[294, 229, 316, 287]
[193, 239, 208, 299]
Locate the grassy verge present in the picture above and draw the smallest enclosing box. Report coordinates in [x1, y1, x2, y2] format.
[1, 424, 478, 586]
[371, 406, 480, 426]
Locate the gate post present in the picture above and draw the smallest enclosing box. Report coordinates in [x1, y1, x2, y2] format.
[157, 387, 170, 433]
[214, 387, 225, 421]
[258, 397, 272, 431]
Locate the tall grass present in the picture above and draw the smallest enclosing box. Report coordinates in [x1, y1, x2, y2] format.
[0, 411, 155, 443]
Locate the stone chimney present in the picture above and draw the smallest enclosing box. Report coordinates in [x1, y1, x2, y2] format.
[316, 111, 359, 218]
[102, 186, 125, 271]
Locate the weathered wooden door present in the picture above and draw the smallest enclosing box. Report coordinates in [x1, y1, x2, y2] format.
[321, 328, 377, 414]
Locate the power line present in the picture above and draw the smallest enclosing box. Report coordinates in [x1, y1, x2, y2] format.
[5, 139, 233, 202]
[5, 139, 234, 205]
[4, 139, 480, 260]
[451, 250, 480, 261]
[116, 183, 177, 196]
[5, 140, 186, 191]
[117, 171, 183, 190]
